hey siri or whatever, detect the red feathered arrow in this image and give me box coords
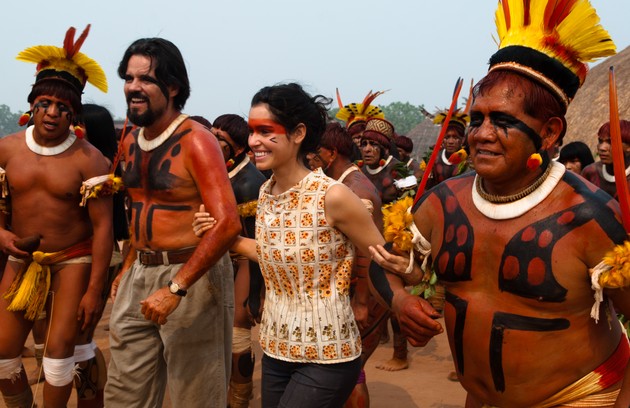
[414,77,464,206]
[608,66,630,231]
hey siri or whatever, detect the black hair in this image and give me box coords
[558,141,594,169]
[118,38,190,110]
[473,70,566,146]
[213,114,249,149]
[28,79,83,115]
[189,115,212,129]
[81,104,116,161]
[251,83,331,161]
[81,103,129,241]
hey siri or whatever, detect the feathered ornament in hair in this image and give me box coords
[492,0,615,105]
[16,24,108,93]
[336,89,387,127]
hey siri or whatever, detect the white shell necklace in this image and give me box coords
[137,114,189,152]
[365,155,393,175]
[25,125,76,156]
[442,149,453,165]
[601,163,630,183]
[471,161,565,220]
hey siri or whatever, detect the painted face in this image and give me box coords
[396,146,410,160]
[31,95,74,145]
[360,139,383,167]
[211,127,239,162]
[468,79,545,192]
[247,104,292,171]
[316,146,335,173]
[306,152,324,170]
[443,128,465,156]
[562,157,583,174]
[123,55,170,127]
[597,133,612,164]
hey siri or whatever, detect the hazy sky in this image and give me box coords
[1,0,628,122]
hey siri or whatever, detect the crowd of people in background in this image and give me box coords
[2,1,630,408]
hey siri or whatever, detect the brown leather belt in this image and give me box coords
[137,247,196,266]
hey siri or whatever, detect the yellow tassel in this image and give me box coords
[4,253,51,321]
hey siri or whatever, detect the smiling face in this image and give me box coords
[123,55,171,128]
[30,95,74,146]
[248,103,297,172]
[468,78,553,194]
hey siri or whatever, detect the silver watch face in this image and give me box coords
[170,282,180,294]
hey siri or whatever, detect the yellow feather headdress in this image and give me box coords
[490,0,615,107]
[16,24,107,94]
[432,108,470,129]
[335,89,386,129]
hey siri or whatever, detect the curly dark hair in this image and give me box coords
[251,83,331,161]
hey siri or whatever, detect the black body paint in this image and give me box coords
[490,312,569,392]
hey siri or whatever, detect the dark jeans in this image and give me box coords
[261,354,361,408]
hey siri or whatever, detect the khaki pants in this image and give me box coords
[105,254,234,408]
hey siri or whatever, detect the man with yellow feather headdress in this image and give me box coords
[0,25,114,408]
[370,0,630,406]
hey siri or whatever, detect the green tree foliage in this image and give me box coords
[0,105,22,137]
[329,101,425,135]
[380,102,425,135]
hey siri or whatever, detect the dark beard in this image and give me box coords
[127,106,157,127]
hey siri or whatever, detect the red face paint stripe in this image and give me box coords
[248,119,287,135]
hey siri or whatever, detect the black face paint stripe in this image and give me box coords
[490,312,569,392]
[490,112,542,150]
[470,112,543,150]
[216,135,235,159]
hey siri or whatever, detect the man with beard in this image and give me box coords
[104,38,241,408]
[581,120,630,200]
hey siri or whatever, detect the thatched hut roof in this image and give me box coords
[564,45,630,152]
[406,118,440,160]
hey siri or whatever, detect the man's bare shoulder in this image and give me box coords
[70,139,110,177]
[182,118,214,142]
[0,130,26,163]
[343,170,381,202]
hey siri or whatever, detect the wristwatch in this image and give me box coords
[167,280,187,297]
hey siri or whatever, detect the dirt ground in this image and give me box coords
[21,301,467,408]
